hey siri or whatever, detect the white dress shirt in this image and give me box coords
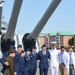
[58,50,69,69]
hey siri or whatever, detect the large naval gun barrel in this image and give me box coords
[1,0,23,53]
[22,0,62,52]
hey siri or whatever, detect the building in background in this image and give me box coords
[39,32,74,49]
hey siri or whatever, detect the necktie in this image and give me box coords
[61,52,64,63]
[70,54,73,64]
[28,55,30,59]
[33,52,36,55]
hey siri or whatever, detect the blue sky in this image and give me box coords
[2,0,75,35]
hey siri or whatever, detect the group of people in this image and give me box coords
[0,41,75,75]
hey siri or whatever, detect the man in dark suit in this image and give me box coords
[14,44,25,75]
[24,48,31,75]
[38,44,50,75]
[30,46,38,75]
[20,50,25,75]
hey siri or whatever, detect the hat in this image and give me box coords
[61,46,65,49]
[32,46,37,49]
[10,45,15,49]
[17,45,22,48]
[51,41,57,45]
[9,49,16,53]
[26,48,30,52]
[41,44,46,48]
[21,50,24,53]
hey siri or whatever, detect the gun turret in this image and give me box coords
[22,0,62,52]
[1,0,23,53]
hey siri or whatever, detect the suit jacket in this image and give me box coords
[20,57,25,72]
[24,54,31,70]
[0,51,9,74]
[14,52,22,75]
[38,50,50,69]
[4,56,14,75]
[0,51,9,64]
[30,52,38,69]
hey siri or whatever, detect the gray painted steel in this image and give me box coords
[29,0,61,40]
[4,0,23,40]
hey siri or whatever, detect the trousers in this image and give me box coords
[69,65,74,75]
[51,66,59,75]
[59,63,67,75]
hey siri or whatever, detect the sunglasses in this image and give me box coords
[61,50,64,51]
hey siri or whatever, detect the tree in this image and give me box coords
[68,37,74,46]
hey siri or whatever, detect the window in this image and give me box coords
[55,36,60,44]
[45,36,49,44]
